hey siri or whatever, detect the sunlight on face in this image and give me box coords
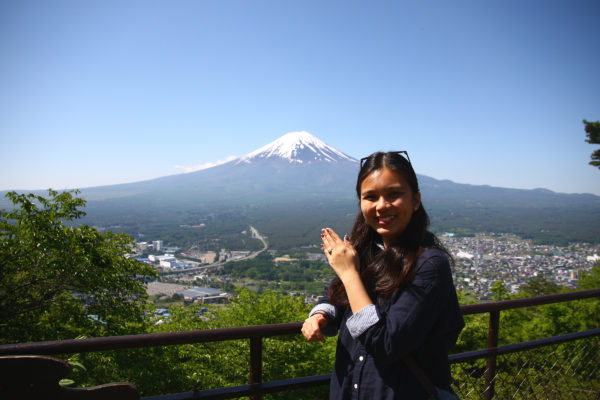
[360,167,421,248]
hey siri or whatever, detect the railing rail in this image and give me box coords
[458,288,600,314]
[1,288,599,399]
[448,327,600,364]
[0,322,303,356]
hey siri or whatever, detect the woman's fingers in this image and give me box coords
[343,234,351,245]
[321,229,332,256]
[321,228,343,255]
[301,315,325,342]
[322,227,342,243]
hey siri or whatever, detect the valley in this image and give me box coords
[4,131,600,303]
[134,223,598,302]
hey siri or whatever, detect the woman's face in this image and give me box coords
[360,167,421,248]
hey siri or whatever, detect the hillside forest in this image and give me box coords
[1,190,599,398]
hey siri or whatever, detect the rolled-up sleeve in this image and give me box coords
[309,303,339,336]
[309,303,337,319]
[357,252,452,363]
[346,304,379,338]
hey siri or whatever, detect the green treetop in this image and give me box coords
[0,190,157,343]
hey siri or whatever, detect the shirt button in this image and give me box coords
[354,383,358,389]
[359,356,364,362]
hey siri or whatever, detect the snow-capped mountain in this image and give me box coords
[236,131,357,165]
[33,129,599,247]
[75,131,359,205]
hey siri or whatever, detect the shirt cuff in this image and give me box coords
[309,303,338,337]
[309,303,337,319]
[346,304,379,339]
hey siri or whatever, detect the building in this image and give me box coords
[152,240,163,252]
[159,258,176,268]
[137,242,150,252]
[148,254,176,268]
[177,287,228,304]
[307,253,327,262]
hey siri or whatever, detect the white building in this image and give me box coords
[159,259,176,268]
[152,240,163,252]
[157,255,176,268]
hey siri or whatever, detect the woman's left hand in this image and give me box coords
[321,228,359,280]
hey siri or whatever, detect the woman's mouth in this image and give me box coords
[377,216,395,226]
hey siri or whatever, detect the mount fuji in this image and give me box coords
[80,131,359,205]
[4,131,598,246]
[67,131,364,247]
[236,131,356,165]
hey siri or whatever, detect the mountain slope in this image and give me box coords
[75,131,356,201]
[2,132,599,245]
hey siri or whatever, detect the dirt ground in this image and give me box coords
[146,281,191,296]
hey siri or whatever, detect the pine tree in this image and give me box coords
[583,119,600,168]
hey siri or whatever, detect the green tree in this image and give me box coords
[583,119,600,168]
[0,190,157,343]
[518,275,563,297]
[490,280,509,301]
[575,261,600,331]
[77,289,335,398]
[579,261,600,291]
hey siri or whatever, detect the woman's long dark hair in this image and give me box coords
[327,151,451,307]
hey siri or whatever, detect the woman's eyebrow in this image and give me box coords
[385,185,404,190]
[363,184,404,192]
[361,185,405,195]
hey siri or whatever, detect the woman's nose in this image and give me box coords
[375,197,389,210]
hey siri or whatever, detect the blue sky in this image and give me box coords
[1,0,599,195]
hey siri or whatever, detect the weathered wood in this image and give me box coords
[0,355,140,399]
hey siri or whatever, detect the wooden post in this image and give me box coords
[484,310,500,400]
[249,337,263,400]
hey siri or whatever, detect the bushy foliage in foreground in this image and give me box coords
[0,190,157,343]
[2,190,598,398]
[74,290,336,398]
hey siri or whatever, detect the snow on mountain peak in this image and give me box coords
[237,131,356,164]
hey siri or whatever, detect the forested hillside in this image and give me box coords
[2,190,599,398]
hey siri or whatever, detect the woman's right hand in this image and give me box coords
[321,228,360,282]
[301,313,328,342]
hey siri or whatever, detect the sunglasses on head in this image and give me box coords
[360,151,411,169]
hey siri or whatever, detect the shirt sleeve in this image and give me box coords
[309,303,340,337]
[346,304,379,338]
[356,250,454,363]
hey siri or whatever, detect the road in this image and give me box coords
[247,225,268,258]
[161,225,268,277]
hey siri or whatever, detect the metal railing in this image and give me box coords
[451,289,600,399]
[1,289,599,399]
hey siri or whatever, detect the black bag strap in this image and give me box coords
[403,355,439,400]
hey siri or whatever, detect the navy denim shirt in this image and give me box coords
[310,248,465,400]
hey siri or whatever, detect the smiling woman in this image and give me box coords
[301,151,464,399]
[359,167,421,248]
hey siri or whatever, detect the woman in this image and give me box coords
[301,151,464,399]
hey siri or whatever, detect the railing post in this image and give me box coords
[484,310,500,400]
[250,336,263,400]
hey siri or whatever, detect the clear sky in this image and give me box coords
[1,0,599,195]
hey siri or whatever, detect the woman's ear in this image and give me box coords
[413,192,421,212]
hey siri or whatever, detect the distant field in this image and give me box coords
[146,281,191,296]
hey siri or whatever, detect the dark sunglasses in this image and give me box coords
[360,151,411,168]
